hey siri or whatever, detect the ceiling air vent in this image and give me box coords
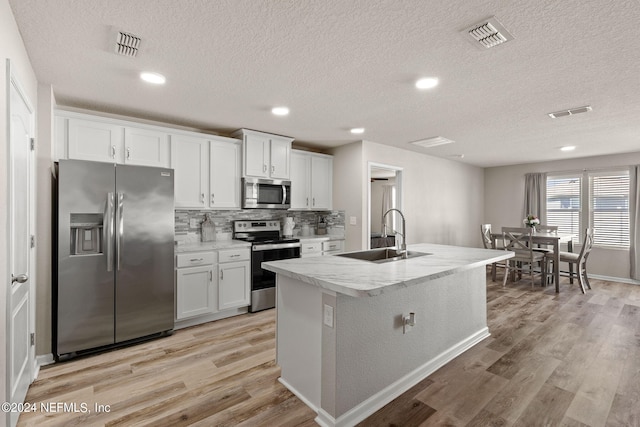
[115,31,141,57]
[463,16,514,49]
[410,136,455,148]
[548,105,592,119]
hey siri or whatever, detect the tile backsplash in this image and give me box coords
[175,209,345,243]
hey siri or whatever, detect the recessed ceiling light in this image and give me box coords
[271,107,290,116]
[560,146,576,152]
[415,78,439,90]
[350,128,365,134]
[140,72,166,85]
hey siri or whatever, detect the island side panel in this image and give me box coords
[276,275,323,409]
[331,266,488,420]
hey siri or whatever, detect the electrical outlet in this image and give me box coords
[349,216,357,225]
[189,218,198,228]
[323,304,334,328]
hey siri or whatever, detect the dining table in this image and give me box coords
[491,231,575,293]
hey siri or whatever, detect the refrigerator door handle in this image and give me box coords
[105,192,115,271]
[116,192,125,271]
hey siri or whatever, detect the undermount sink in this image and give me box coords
[336,248,431,263]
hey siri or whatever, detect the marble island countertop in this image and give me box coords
[262,243,513,297]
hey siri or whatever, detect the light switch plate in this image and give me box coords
[323,304,334,328]
[189,218,198,228]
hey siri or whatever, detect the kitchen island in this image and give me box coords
[262,243,513,427]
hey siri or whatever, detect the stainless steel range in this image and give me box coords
[233,220,301,312]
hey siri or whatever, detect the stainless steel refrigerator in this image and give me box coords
[53,159,175,360]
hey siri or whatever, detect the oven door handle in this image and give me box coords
[253,242,301,251]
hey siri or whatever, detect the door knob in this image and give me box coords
[12,273,28,284]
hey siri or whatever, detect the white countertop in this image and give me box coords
[262,243,513,297]
[298,234,345,242]
[175,239,251,253]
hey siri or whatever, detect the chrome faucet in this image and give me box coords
[382,208,407,258]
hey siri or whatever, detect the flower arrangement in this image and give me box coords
[523,214,540,228]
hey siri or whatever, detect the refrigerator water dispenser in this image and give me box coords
[70,213,103,255]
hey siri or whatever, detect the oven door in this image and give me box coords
[251,242,301,290]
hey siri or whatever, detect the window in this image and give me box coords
[546,170,630,248]
[546,175,582,241]
[590,172,629,248]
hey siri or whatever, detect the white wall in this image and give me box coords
[332,141,484,252]
[1,0,38,424]
[331,141,363,252]
[362,141,485,248]
[485,151,640,279]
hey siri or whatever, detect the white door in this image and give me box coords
[7,62,35,427]
[124,127,170,167]
[209,139,241,208]
[269,137,291,179]
[290,151,311,209]
[171,134,208,208]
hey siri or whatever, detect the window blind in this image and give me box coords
[546,176,581,243]
[590,172,629,248]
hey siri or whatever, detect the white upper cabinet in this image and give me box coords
[290,150,332,210]
[209,139,241,209]
[123,127,170,167]
[68,118,123,163]
[269,137,291,179]
[290,151,311,209]
[171,134,208,208]
[65,116,169,167]
[234,129,293,179]
[171,135,241,210]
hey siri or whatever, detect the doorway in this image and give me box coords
[367,162,403,249]
[7,59,36,427]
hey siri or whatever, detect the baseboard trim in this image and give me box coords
[313,327,491,427]
[278,377,318,413]
[34,353,54,380]
[589,274,640,285]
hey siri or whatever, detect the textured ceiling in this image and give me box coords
[8,0,640,167]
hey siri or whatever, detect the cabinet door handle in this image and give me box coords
[111,145,116,159]
[201,193,205,203]
[263,164,267,173]
[190,258,204,262]
[211,193,214,204]
[306,197,309,207]
[126,147,131,160]
[210,271,213,281]
[271,165,275,173]
[230,254,239,258]
[312,198,315,206]
[220,269,224,280]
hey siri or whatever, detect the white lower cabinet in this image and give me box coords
[322,239,344,255]
[176,265,217,320]
[175,251,218,320]
[218,248,250,310]
[175,247,250,324]
[300,241,323,258]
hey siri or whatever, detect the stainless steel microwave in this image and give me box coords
[242,177,291,209]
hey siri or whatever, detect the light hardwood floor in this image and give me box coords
[18,274,640,427]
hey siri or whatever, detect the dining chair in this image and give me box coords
[532,224,558,254]
[547,228,594,293]
[502,227,547,287]
[481,224,506,281]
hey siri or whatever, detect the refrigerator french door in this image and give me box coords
[54,159,175,360]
